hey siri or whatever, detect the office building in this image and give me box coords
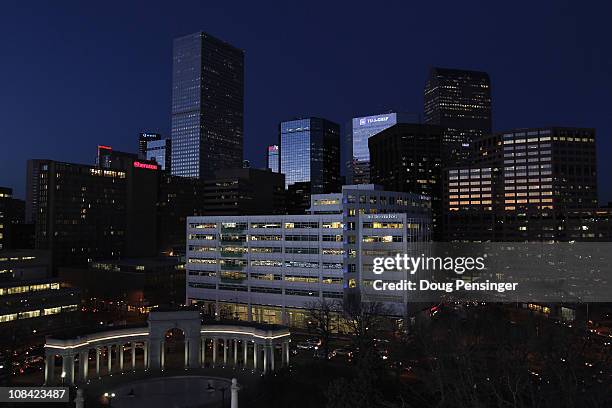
[424,67,492,164]
[369,124,445,240]
[146,139,172,171]
[346,112,419,184]
[279,117,340,194]
[157,168,286,256]
[96,145,138,170]
[444,127,598,241]
[26,160,45,224]
[286,181,311,215]
[138,132,161,159]
[202,168,285,216]
[171,31,244,178]
[0,187,25,250]
[31,157,159,268]
[157,174,208,256]
[185,185,431,325]
[266,145,279,173]
[0,250,80,339]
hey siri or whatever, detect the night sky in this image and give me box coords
[1,1,610,203]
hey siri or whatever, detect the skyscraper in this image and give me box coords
[146,139,172,171]
[171,31,244,179]
[279,117,340,193]
[424,67,492,165]
[444,127,598,241]
[368,123,445,239]
[266,145,279,173]
[138,132,161,159]
[346,112,419,184]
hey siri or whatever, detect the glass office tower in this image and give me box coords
[346,112,419,184]
[146,139,172,171]
[138,132,161,160]
[171,32,244,179]
[279,117,340,194]
[266,145,279,173]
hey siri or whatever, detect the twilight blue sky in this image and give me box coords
[0,0,610,203]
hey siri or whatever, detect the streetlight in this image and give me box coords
[60,371,66,385]
[104,392,116,406]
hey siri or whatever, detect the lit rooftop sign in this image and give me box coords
[133,161,158,170]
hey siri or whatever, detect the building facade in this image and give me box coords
[185,185,431,326]
[266,145,279,173]
[31,158,159,268]
[0,187,25,250]
[444,127,598,241]
[0,250,80,345]
[424,67,492,165]
[138,132,161,160]
[146,139,172,171]
[346,112,419,184]
[171,32,244,179]
[279,117,340,193]
[368,124,445,240]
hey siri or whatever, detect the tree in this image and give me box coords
[342,301,393,362]
[305,298,341,358]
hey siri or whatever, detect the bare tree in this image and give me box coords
[305,298,341,358]
[342,301,393,361]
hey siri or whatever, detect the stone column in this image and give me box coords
[160,341,165,370]
[201,338,206,367]
[188,336,200,368]
[107,345,112,374]
[253,343,258,370]
[63,354,74,384]
[243,341,248,368]
[131,343,136,369]
[233,339,238,366]
[281,342,286,366]
[118,344,124,372]
[263,345,268,374]
[75,389,84,408]
[270,345,275,372]
[230,378,240,408]
[184,340,189,368]
[95,347,100,376]
[212,338,217,366]
[80,351,88,381]
[44,352,54,385]
[223,339,228,365]
[148,338,161,370]
[285,340,290,366]
[143,342,149,369]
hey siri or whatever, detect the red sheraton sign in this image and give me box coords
[133,161,158,170]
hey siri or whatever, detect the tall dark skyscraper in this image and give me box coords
[138,132,161,159]
[424,67,492,164]
[266,144,279,173]
[171,31,244,179]
[279,117,340,193]
[369,123,444,239]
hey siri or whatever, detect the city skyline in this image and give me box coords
[0,1,610,205]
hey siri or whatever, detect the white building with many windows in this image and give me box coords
[186,185,431,326]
